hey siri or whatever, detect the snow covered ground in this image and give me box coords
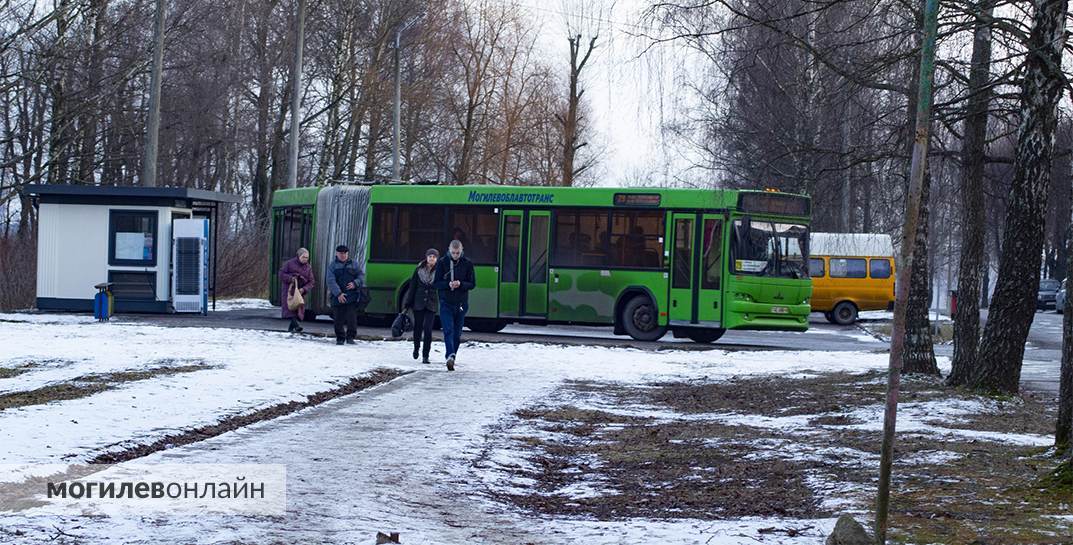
[0,313,413,471]
[0,311,1057,544]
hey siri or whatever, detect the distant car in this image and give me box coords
[1038,278,1061,310]
[1057,279,1067,314]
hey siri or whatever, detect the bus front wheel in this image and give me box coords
[621,296,667,342]
[685,328,725,344]
[828,301,858,326]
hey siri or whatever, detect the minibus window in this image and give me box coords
[830,258,867,278]
[869,259,892,279]
[808,258,825,278]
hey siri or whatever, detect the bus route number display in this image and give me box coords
[738,192,810,216]
[613,193,661,207]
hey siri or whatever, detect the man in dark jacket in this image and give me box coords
[433,239,475,371]
[327,244,364,345]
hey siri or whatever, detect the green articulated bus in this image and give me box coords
[269,184,812,343]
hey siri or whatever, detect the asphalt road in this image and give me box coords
[118,306,885,353]
[927,309,1063,395]
[117,305,1063,395]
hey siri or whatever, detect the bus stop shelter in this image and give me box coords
[26,184,241,313]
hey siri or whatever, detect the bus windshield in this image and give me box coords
[732,219,809,279]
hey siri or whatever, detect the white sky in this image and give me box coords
[504,0,705,187]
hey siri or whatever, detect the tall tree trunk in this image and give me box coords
[899,19,937,376]
[1059,224,1073,451]
[47,0,73,185]
[948,0,995,386]
[1048,121,1072,279]
[973,0,1068,394]
[77,0,108,184]
[455,95,478,183]
[560,34,595,187]
[904,168,940,374]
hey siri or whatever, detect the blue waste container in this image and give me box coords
[93,282,113,321]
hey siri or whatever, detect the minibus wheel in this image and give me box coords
[831,301,858,326]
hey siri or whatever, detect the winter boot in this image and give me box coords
[446,354,455,371]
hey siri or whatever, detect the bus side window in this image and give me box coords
[610,210,663,269]
[553,209,608,268]
[370,205,402,260]
[808,258,825,278]
[448,207,499,265]
[702,219,722,289]
[275,206,312,269]
[869,258,892,279]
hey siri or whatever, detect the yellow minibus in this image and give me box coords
[808,233,895,325]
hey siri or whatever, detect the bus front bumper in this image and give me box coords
[726,301,811,331]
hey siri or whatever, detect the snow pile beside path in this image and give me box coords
[0,313,97,325]
[209,298,275,312]
[0,319,416,471]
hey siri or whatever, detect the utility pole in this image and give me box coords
[286,0,306,189]
[141,0,165,188]
[392,27,402,182]
[874,0,940,543]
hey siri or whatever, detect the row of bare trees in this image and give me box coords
[644,0,1071,462]
[0,0,604,240]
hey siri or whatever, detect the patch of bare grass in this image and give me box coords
[0,360,211,411]
[484,371,1066,544]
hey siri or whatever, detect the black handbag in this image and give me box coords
[390,311,413,338]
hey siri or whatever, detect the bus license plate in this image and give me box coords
[771,306,789,314]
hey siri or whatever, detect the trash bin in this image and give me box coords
[94,282,113,321]
[949,289,958,318]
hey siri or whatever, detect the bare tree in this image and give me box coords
[557,0,602,187]
[971,0,1068,394]
[947,0,997,386]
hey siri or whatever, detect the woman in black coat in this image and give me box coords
[404,248,439,363]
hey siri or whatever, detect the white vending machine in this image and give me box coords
[172,218,209,314]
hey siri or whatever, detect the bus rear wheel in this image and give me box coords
[685,328,726,344]
[466,319,507,333]
[621,295,667,342]
[828,301,858,326]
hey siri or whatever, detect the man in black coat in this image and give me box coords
[327,244,364,345]
[433,239,475,371]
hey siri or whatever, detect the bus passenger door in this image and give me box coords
[524,211,551,317]
[696,215,725,325]
[669,213,696,324]
[499,211,524,317]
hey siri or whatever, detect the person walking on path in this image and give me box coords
[327,244,364,345]
[279,247,315,333]
[433,239,475,371]
[404,248,439,364]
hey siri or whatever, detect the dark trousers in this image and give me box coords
[412,308,435,358]
[439,300,468,359]
[333,303,358,342]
